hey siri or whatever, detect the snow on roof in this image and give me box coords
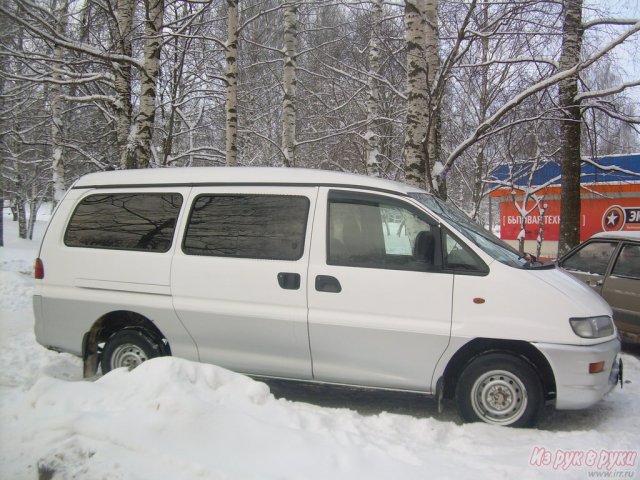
[73,166,423,195]
[591,230,640,240]
[490,153,640,187]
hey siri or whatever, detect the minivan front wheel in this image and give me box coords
[455,353,543,427]
[101,329,162,374]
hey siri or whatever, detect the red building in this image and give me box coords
[490,154,640,256]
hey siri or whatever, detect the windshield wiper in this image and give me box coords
[522,259,556,270]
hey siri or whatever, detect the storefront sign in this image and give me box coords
[499,198,640,241]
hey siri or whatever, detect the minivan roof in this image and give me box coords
[73,167,424,195]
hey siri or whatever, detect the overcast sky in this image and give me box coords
[585,0,640,102]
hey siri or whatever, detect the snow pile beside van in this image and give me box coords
[3,353,640,480]
[1,218,639,479]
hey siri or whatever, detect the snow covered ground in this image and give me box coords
[0,211,638,480]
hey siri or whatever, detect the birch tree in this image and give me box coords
[403,0,429,188]
[51,0,69,204]
[123,0,165,169]
[365,0,383,177]
[281,0,297,167]
[422,0,441,195]
[114,0,135,169]
[404,0,476,194]
[225,0,239,166]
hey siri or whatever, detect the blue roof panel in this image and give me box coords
[490,153,640,187]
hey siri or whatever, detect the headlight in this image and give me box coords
[569,316,615,338]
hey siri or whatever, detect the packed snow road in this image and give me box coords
[1,217,638,479]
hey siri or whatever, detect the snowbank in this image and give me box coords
[0,216,638,479]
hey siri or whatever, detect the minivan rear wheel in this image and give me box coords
[101,329,162,374]
[455,353,543,427]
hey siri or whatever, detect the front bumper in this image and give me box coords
[535,338,621,410]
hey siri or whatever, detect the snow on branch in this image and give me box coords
[458,57,559,69]
[581,157,640,177]
[440,20,640,178]
[576,79,640,101]
[0,1,145,70]
[583,18,640,29]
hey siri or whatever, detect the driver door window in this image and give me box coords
[328,194,439,271]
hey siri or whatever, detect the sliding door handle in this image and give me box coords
[278,272,301,290]
[315,275,342,293]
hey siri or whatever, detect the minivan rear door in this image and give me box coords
[171,186,317,379]
[307,188,453,392]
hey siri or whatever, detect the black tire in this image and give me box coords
[101,329,163,374]
[455,353,544,427]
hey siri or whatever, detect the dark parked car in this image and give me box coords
[559,231,640,343]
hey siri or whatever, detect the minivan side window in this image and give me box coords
[183,195,309,260]
[327,192,439,271]
[64,193,183,252]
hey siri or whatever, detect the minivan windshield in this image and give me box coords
[410,193,542,269]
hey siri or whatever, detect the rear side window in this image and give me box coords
[183,195,309,260]
[64,193,183,252]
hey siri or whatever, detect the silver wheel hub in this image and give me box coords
[110,343,149,370]
[471,369,528,425]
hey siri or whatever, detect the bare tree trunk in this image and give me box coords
[0,14,6,247]
[115,0,135,169]
[51,0,68,205]
[281,1,297,167]
[136,0,164,169]
[225,0,239,166]
[27,198,41,240]
[471,3,489,219]
[365,0,383,177]
[162,4,189,167]
[17,200,26,239]
[535,202,547,259]
[403,0,428,188]
[558,0,584,255]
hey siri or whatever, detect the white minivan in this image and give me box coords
[33,167,622,427]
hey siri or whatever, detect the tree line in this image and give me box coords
[1,0,639,252]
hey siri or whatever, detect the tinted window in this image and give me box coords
[612,244,640,279]
[64,193,183,252]
[328,193,439,271]
[562,241,617,275]
[183,195,309,260]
